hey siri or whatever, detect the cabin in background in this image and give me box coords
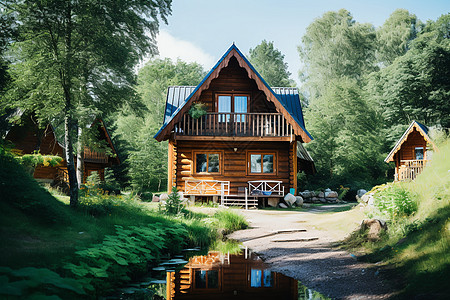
[154,44,314,207]
[5,113,120,185]
[385,120,437,181]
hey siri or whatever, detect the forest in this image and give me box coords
[0,2,449,202]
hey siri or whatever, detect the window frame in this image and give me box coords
[215,93,250,114]
[247,267,276,289]
[193,151,223,175]
[193,269,221,291]
[246,151,277,175]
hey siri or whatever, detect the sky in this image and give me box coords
[151,0,449,86]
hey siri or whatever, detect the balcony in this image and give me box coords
[396,159,429,181]
[173,113,294,140]
[83,148,109,164]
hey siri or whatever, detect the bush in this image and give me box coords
[214,209,248,234]
[164,187,183,215]
[371,183,417,221]
[139,191,153,202]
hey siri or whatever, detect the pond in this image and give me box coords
[110,248,329,300]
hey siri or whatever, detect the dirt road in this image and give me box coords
[227,207,396,300]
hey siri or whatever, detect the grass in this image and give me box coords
[342,138,450,298]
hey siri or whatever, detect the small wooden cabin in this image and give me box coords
[166,250,298,300]
[154,44,314,206]
[385,120,437,181]
[5,114,120,184]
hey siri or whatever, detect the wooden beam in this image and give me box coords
[174,136,292,142]
[167,140,174,193]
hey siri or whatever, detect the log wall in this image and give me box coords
[174,140,293,195]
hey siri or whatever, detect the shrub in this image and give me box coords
[164,187,183,215]
[214,209,248,234]
[372,183,417,221]
[188,102,207,119]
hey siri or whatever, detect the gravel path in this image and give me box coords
[227,208,396,300]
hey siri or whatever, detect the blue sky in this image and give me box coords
[152,0,449,86]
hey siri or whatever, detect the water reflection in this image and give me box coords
[166,249,299,300]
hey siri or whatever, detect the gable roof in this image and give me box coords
[384,120,437,162]
[154,44,313,143]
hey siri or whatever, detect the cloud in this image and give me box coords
[155,30,215,68]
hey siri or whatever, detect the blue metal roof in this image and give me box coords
[154,44,312,141]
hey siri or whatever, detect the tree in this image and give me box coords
[2,0,172,207]
[376,9,421,66]
[248,40,294,87]
[298,9,377,98]
[368,13,450,144]
[114,58,205,192]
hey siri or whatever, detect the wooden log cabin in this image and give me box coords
[385,120,438,181]
[166,250,298,300]
[5,113,120,185]
[154,44,315,206]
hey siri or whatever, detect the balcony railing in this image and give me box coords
[173,113,293,137]
[397,159,429,181]
[185,179,230,195]
[83,148,109,163]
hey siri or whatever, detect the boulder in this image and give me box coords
[319,198,327,203]
[317,192,325,198]
[284,193,296,207]
[325,191,338,198]
[357,189,367,198]
[302,203,311,208]
[360,193,374,206]
[159,193,169,202]
[326,197,338,203]
[279,203,288,209]
[360,219,388,241]
[325,188,332,192]
[300,190,313,198]
[267,198,280,207]
[311,197,320,203]
[152,195,160,202]
[295,196,304,207]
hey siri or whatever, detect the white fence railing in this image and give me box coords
[247,180,284,196]
[397,159,429,181]
[184,179,230,195]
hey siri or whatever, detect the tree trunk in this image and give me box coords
[76,125,84,188]
[65,112,78,207]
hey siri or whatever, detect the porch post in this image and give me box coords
[245,187,248,210]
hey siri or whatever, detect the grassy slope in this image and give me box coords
[356,139,450,298]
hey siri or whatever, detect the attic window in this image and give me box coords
[415,147,424,160]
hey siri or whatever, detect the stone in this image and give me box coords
[300,190,313,198]
[159,193,169,201]
[302,203,311,208]
[311,197,320,203]
[267,197,280,207]
[325,188,332,192]
[152,195,160,202]
[279,203,288,209]
[360,219,388,241]
[284,193,296,207]
[319,198,327,203]
[317,192,325,198]
[360,193,374,206]
[295,196,304,207]
[325,191,338,198]
[357,189,367,198]
[326,197,338,202]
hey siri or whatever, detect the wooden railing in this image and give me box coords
[248,180,285,196]
[397,160,429,181]
[83,148,108,163]
[184,179,230,195]
[174,113,292,137]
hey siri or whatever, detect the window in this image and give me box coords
[248,152,276,174]
[217,94,249,122]
[195,270,219,289]
[250,269,273,288]
[415,147,424,160]
[194,152,222,174]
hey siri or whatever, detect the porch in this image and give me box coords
[396,159,429,181]
[173,113,294,140]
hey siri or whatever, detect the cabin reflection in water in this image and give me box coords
[166,250,298,299]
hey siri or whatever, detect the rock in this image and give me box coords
[300,190,313,198]
[302,203,311,208]
[267,197,280,207]
[360,193,374,206]
[319,198,327,203]
[152,195,160,202]
[279,203,288,209]
[326,197,338,202]
[360,219,388,241]
[311,197,320,203]
[325,191,338,198]
[284,193,296,207]
[357,189,367,198]
[160,193,169,201]
[295,196,304,207]
[318,192,325,198]
[325,188,331,192]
